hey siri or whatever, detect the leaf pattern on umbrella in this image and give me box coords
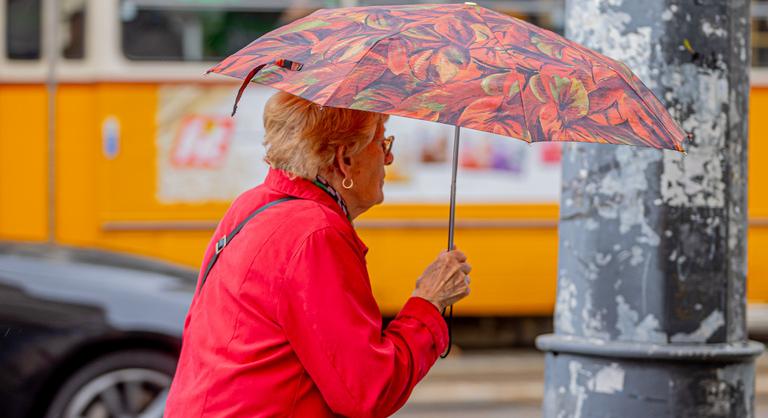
[208,3,686,152]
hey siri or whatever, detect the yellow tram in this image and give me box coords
[2,0,768,316]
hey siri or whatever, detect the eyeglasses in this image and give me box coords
[383,135,395,156]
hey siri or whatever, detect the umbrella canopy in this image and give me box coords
[209,2,686,152]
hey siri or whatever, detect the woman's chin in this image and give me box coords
[370,194,384,207]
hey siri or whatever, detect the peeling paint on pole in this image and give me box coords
[593,363,625,394]
[661,68,728,208]
[537,0,762,416]
[670,310,725,343]
[542,352,759,417]
[616,295,667,343]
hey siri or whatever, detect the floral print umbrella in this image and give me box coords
[209,2,686,152]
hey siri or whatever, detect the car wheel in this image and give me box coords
[44,350,176,418]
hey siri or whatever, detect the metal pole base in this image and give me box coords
[538,335,764,418]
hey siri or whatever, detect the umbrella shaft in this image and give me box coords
[448,126,461,250]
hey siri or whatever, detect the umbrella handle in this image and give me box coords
[441,125,461,359]
[447,125,461,250]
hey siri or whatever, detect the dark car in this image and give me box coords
[0,243,196,418]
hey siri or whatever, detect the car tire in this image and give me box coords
[44,349,177,418]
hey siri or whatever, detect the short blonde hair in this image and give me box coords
[263,91,388,179]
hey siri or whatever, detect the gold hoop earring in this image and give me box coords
[342,178,354,189]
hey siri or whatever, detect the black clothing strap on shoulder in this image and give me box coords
[199,196,298,292]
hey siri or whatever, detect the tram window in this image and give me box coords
[6,0,41,60]
[61,0,86,59]
[120,1,308,61]
[755,0,768,67]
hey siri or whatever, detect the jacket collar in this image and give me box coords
[264,168,369,255]
[265,168,349,217]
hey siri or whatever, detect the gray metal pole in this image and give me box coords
[46,0,60,244]
[536,0,763,417]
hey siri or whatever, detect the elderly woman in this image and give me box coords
[164,92,472,418]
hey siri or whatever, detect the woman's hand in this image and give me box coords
[412,249,472,312]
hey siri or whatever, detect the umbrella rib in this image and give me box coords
[516,71,533,143]
[322,30,404,107]
[475,11,534,143]
[603,64,682,147]
[476,9,506,58]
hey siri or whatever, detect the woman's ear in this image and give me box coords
[335,146,352,177]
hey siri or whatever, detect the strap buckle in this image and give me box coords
[215,235,227,254]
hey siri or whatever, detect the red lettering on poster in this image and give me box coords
[170,115,234,168]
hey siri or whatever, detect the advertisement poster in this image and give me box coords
[157,85,562,204]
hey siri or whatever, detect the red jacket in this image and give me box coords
[164,169,448,418]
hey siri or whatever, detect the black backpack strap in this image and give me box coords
[199,196,298,292]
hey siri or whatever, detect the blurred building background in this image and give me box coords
[2,0,768,338]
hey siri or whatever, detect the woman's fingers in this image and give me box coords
[412,249,472,310]
[460,262,472,275]
[448,274,471,303]
[449,249,467,263]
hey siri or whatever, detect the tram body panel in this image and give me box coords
[748,86,768,304]
[0,84,48,241]
[2,0,768,316]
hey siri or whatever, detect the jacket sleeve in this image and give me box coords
[276,226,448,418]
